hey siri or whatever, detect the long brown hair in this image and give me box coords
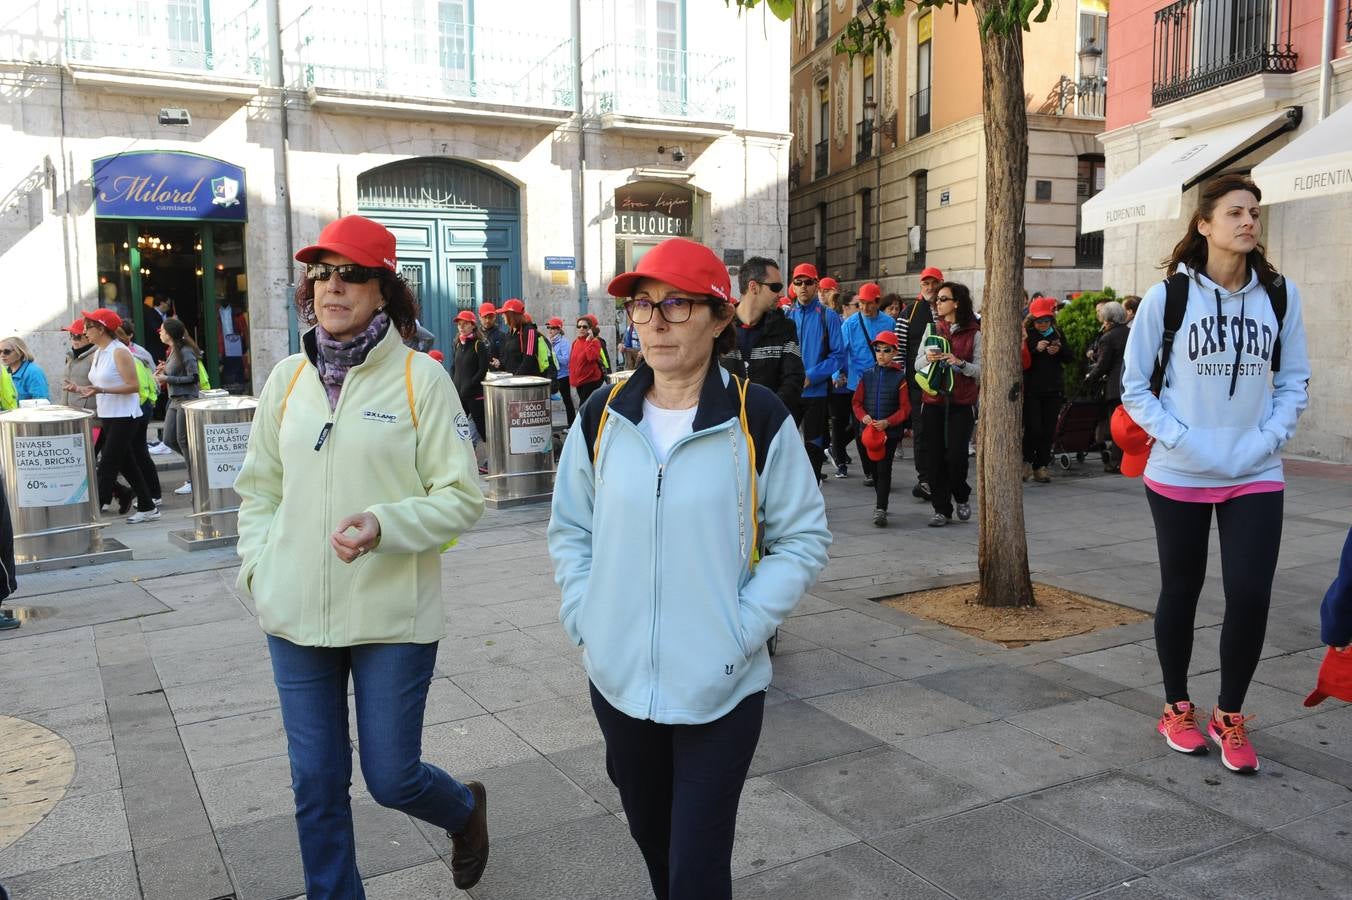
[161,317,200,370]
[1162,174,1280,289]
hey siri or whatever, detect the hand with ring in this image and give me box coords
[331,512,381,563]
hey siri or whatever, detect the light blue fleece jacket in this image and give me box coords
[1120,264,1310,487]
[547,364,831,725]
[840,311,897,390]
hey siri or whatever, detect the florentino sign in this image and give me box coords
[93,151,247,221]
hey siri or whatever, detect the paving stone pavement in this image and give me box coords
[3,459,1352,899]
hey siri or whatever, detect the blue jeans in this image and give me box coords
[267,636,476,900]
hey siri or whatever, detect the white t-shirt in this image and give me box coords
[89,344,142,419]
[640,399,697,463]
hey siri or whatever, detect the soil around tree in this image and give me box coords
[878,582,1151,649]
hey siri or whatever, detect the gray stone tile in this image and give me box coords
[99,659,162,697]
[780,609,909,649]
[0,851,139,900]
[451,656,585,712]
[1022,658,1135,697]
[1060,642,1163,688]
[433,630,555,676]
[749,699,884,777]
[764,628,820,656]
[420,714,541,775]
[916,664,1090,716]
[198,753,301,829]
[122,767,214,850]
[349,799,440,875]
[1251,647,1326,695]
[0,582,170,637]
[492,596,567,629]
[1274,801,1352,867]
[520,621,584,656]
[1083,877,1192,899]
[104,689,175,741]
[22,699,111,746]
[767,746,988,837]
[217,813,305,900]
[805,681,993,745]
[731,777,857,878]
[1012,772,1256,868]
[165,669,280,725]
[0,629,98,677]
[111,725,192,789]
[547,741,623,814]
[180,707,289,771]
[0,665,105,715]
[468,813,652,900]
[769,648,897,699]
[363,860,466,899]
[65,738,120,800]
[1151,834,1352,898]
[784,592,840,617]
[1262,705,1352,760]
[898,721,1107,798]
[874,803,1135,900]
[133,834,233,900]
[836,632,988,680]
[152,637,272,688]
[494,692,603,755]
[0,790,131,878]
[141,615,267,657]
[442,603,519,639]
[1127,750,1350,829]
[1009,697,1168,767]
[732,841,949,900]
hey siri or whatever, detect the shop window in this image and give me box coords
[1076,154,1105,267]
[856,189,872,274]
[814,202,827,275]
[908,170,927,272]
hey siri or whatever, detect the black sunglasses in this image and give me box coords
[791,278,816,287]
[755,280,784,294]
[305,262,383,284]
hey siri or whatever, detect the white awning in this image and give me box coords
[1081,109,1296,233]
[1252,100,1352,204]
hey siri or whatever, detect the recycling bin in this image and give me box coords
[168,393,257,549]
[482,375,555,509]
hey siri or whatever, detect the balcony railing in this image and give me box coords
[814,140,829,179]
[1152,0,1297,106]
[1076,230,1104,267]
[1077,79,1107,118]
[593,44,735,123]
[63,0,264,78]
[816,3,830,46]
[910,88,931,137]
[855,119,874,164]
[293,6,574,110]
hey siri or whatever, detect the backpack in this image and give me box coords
[134,358,158,405]
[198,361,211,391]
[1151,271,1287,394]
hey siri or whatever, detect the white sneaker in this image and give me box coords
[126,509,161,524]
[148,442,172,456]
[152,497,162,506]
[174,482,193,495]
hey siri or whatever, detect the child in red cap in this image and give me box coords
[852,331,910,527]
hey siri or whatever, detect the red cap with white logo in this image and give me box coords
[295,215,398,272]
[607,238,731,303]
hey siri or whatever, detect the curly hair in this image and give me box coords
[294,269,420,339]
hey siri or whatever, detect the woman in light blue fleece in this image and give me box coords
[548,237,830,900]
[1120,174,1310,775]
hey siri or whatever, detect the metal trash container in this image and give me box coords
[483,375,555,509]
[168,394,257,550]
[0,405,132,572]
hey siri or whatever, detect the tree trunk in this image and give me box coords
[974,1,1035,608]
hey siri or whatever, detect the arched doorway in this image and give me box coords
[358,159,522,353]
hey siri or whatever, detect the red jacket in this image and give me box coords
[569,337,605,387]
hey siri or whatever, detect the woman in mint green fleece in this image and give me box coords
[1121,175,1310,776]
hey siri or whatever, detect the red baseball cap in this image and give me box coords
[870,330,899,349]
[578,313,599,328]
[1304,647,1352,707]
[860,424,887,461]
[479,303,497,316]
[776,297,792,309]
[64,318,87,335]
[919,266,945,282]
[546,317,565,328]
[427,350,445,363]
[1029,297,1058,319]
[607,238,731,303]
[83,308,122,333]
[819,277,840,291]
[858,282,883,302]
[454,310,477,324]
[295,215,397,272]
[498,298,525,314]
[791,263,819,281]
[1110,405,1154,478]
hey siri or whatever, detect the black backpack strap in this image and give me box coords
[1268,274,1287,373]
[1151,272,1190,395]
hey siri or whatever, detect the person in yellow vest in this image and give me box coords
[234,215,489,897]
[0,365,15,411]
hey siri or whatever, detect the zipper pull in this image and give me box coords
[656,464,664,498]
[314,422,333,451]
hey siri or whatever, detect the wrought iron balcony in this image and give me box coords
[1076,231,1104,268]
[1152,0,1297,106]
[593,44,735,124]
[910,88,931,137]
[63,0,264,78]
[292,5,575,110]
[855,119,874,164]
[814,140,829,179]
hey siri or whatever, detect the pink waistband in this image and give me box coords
[1143,477,1284,504]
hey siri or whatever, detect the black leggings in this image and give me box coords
[1022,393,1061,468]
[858,431,902,510]
[97,417,154,512]
[1146,487,1284,711]
[575,378,605,406]
[920,402,974,517]
[555,378,576,425]
[827,392,853,466]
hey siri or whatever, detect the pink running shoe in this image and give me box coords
[1208,712,1259,773]
[1157,702,1209,755]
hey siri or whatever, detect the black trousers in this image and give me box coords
[907,385,928,482]
[590,683,764,900]
[96,417,154,512]
[1146,487,1284,712]
[799,396,830,478]
[1096,400,1123,468]
[465,396,486,443]
[576,378,605,406]
[921,402,974,517]
[827,391,853,466]
[555,378,576,425]
[1022,393,1062,468]
[859,431,903,510]
[133,400,161,500]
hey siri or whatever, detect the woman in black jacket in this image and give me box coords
[451,310,490,442]
[1022,297,1072,483]
[1084,300,1129,473]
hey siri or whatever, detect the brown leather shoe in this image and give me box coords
[450,781,489,889]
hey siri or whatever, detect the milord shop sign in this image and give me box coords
[614,182,694,237]
[93,151,248,221]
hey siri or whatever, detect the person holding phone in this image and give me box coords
[1021,297,1071,484]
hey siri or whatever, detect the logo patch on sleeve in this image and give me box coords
[454,412,473,442]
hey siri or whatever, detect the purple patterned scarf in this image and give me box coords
[314,312,389,410]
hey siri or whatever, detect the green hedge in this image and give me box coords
[1054,288,1116,397]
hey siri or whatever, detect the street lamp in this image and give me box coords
[1077,37,1103,88]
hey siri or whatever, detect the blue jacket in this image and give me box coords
[10,360,49,402]
[550,334,571,378]
[1121,265,1310,487]
[1321,528,1352,648]
[840,312,897,391]
[786,299,845,399]
[548,361,831,724]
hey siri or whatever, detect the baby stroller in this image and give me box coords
[1051,396,1108,470]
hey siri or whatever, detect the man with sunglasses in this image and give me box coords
[785,263,846,483]
[480,303,507,368]
[721,256,804,411]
